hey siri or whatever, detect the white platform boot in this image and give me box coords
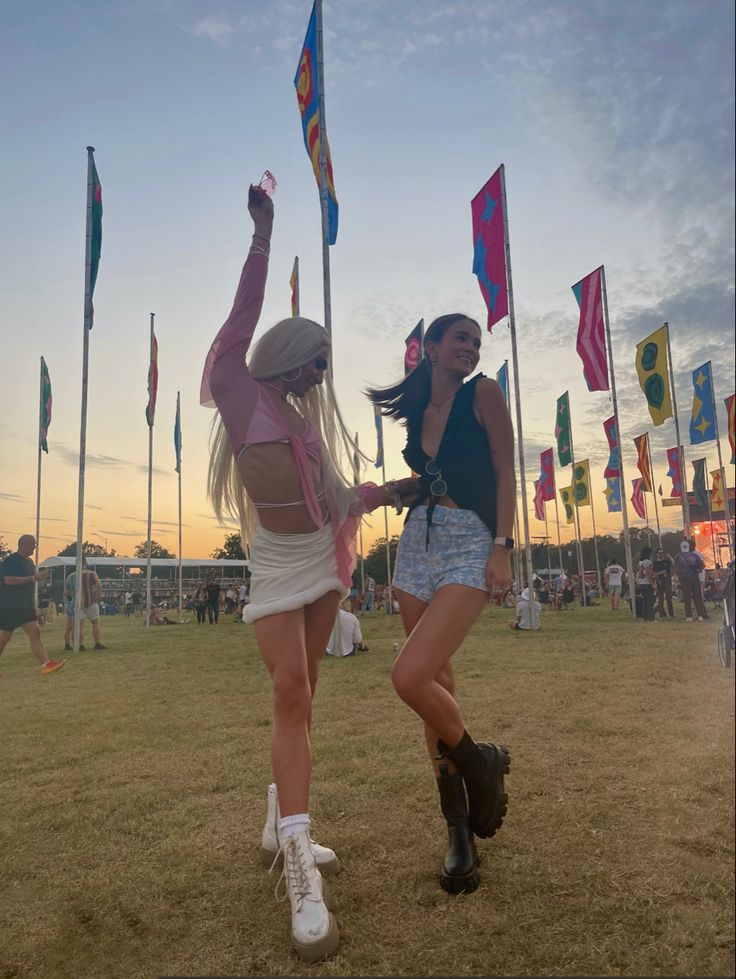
[260,784,340,875]
[274,829,340,963]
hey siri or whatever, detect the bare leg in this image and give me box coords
[91,619,102,644]
[21,621,48,666]
[303,590,341,732]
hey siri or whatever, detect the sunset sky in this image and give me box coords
[1,0,734,564]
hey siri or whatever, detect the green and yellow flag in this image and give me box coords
[39,356,52,453]
[559,484,575,524]
[635,325,672,426]
[555,392,572,467]
[691,458,708,509]
[572,459,591,507]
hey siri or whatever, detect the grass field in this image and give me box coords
[1,603,734,978]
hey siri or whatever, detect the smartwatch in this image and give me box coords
[494,537,514,550]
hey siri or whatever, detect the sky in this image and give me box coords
[1,0,734,564]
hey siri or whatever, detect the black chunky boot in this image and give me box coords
[436,764,480,894]
[439,732,510,839]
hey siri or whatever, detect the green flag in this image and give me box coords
[39,356,52,453]
[88,156,103,328]
[691,458,708,508]
[555,392,572,467]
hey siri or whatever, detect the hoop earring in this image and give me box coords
[280,367,302,382]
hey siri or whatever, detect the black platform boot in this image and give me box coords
[436,763,480,894]
[439,732,511,839]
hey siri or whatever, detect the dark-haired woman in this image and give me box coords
[636,546,655,621]
[368,314,516,894]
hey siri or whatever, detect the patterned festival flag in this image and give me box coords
[533,480,545,521]
[691,458,708,509]
[496,362,509,406]
[633,433,653,492]
[373,405,384,470]
[666,447,683,498]
[631,478,646,519]
[539,448,556,501]
[294,3,339,245]
[174,392,182,474]
[88,157,103,328]
[635,325,672,426]
[711,469,725,511]
[290,257,299,316]
[603,416,620,478]
[555,392,572,467]
[604,477,622,513]
[559,485,575,524]
[470,165,508,331]
[571,266,608,392]
[726,394,735,464]
[39,357,52,453]
[689,362,716,444]
[146,334,159,427]
[572,459,591,507]
[404,321,423,376]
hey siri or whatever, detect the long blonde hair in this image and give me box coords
[207,317,361,547]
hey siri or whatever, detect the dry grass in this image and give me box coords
[1,603,734,978]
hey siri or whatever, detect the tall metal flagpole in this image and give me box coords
[643,489,651,547]
[707,363,734,562]
[314,0,332,343]
[705,464,716,565]
[601,268,635,616]
[355,432,365,595]
[543,506,552,583]
[503,358,522,588]
[381,459,393,614]
[177,391,183,620]
[145,313,155,628]
[34,357,44,608]
[73,147,96,652]
[663,322,690,537]
[646,434,662,544]
[500,165,538,628]
[566,402,587,602]
[588,473,602,594]
[553,483,564,573]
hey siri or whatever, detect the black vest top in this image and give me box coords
[402,373,497,536]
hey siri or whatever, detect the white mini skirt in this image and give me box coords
[243,523,348,624]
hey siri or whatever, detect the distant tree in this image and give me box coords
[361,536,400,585]
[57,541,113,557]
[211,533,247,561]
[0,536,11,558]
[133,540,175,559]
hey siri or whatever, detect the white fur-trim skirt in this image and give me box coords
[243,523,348,624]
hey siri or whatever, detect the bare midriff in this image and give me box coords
[237,443,329,534]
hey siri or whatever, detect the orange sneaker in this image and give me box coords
[40,659,65,675]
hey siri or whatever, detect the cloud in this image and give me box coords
[0,492,24,502]
[53,443,171,478]
[185,14,236,46]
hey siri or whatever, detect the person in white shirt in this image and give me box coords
[604,559,625,610]
[508,588,541,630]
[326,607,368,657]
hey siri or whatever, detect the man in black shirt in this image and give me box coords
[0,535,65,675]
[653,547,675,619]
[205,579,221,624]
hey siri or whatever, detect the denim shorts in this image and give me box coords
[392,505,493,603]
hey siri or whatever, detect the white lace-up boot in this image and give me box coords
[273,829,340,963]
[260,784,340,875]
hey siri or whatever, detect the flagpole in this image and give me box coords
[500,165,537,627]
[355,433,365,595]
[664,322,690,537]
[314,0,332,343]
[543,505,552,584]
[73,147,96,652]
[588,473,602,594]
[145,313,154,629]
[707,362,734,562]
[565,400,587,603]
[552,483,564,573]
[380,460,393,614]
[34,357,45,607]
[601,268,636,616]
[643,488,651,547]
[646,434,662,544]
[704,465,716,566]
[503,357,522,590]
[176,391,183,621]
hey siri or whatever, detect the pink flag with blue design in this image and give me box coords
[471,165,508,332]
[572,266,608,391]
[539,448,555,501]
[603,416,620,477]
[533,480,545,521]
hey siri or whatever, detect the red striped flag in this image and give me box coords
[633,433,653,492]
[572,266,608,392]
[630,478,646,519]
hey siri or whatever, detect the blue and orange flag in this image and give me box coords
[689,361,716,444]
[471,165,508,331]
[294,3,338,245]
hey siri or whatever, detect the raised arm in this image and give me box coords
[200,187,275,407]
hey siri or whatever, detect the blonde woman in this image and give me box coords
[202,185,415,962]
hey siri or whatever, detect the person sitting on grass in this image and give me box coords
[508,587,541,630]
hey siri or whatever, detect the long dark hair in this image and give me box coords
[365,313,479,425]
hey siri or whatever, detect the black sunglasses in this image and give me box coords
[313,355,329,372]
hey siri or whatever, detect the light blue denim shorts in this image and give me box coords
[392,505,493,603]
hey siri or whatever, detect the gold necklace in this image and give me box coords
[429,389,459,409]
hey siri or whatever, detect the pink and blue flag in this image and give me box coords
[539,448,555,501]
[533,480,545,521]
[471,165,508,332]
[295,2,338,245]
[666,446,683,497]
[572,266,608,391]
[603,416,620,478]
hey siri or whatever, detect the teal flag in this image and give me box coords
[689,362,716,444]
[373,405,384,469]
[87,156,103,328]
[174,392,182,474]
[39,357,52,453]
[496,363,509,406]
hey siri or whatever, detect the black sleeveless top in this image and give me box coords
[402,373,497,536]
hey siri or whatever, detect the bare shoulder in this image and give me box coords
[473,376,505,408]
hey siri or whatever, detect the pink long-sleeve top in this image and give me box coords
[200,237,383,587]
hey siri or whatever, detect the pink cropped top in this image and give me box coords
[200,236,384,586]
